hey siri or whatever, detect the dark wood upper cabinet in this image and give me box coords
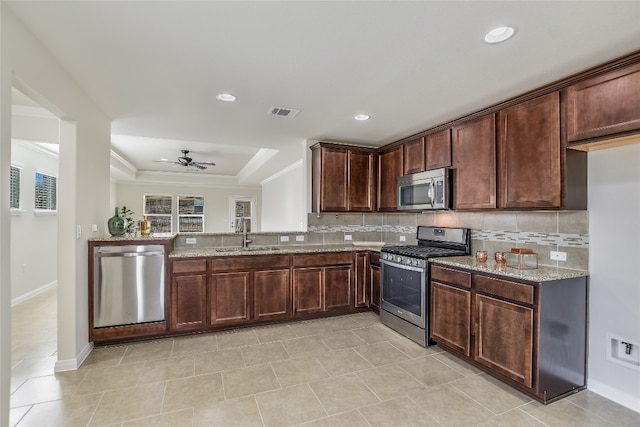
[403,137,426,175]
[452,114,496,210]
[311,143,375,212]
[497,92,561,209]
[566,61,640,143]
[377,145,403,211]
[425,128,452,170]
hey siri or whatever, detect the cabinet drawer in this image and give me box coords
[172,258,207,274]
[210,254,290,272]
[473,274,534,305]
[431,265,471,289]
[293,252,354,268]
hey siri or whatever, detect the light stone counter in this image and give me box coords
[89,235,174,242]
[169,244,386,258]
[430,256,588,283]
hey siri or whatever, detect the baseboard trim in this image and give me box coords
[588,378,640,414]
[54,341,93,372]
[11,281,57,307]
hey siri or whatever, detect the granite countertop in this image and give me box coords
[430,256,589,283]
[170,243,386,258]
[89,235,174,242]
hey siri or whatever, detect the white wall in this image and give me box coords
[116,182,261,233]
[261,161,304,232]
[1,5,112,423]
[10,141,58,303]
[587,142,640,412]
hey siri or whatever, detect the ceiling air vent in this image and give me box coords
[268,106,301,118]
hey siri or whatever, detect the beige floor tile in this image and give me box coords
[162,373,224,412]
[566,390,640,427]
[317,348,373,377]
[271,357,329,387]
[408,384,496,426]
[397,355,463,386]
[222,364,281,399]
[520,399,617,427]
[15,393,102,427]
[281,336,331,357]
[352,324,402,344]
[121,340,174,364]
[80,346,127,370]
[89,382,165,426]
[136,356,195,384]
[193,348,245,375]
[256,383,327,426]
[318,315,363,332]
[433,351,483,376]
[241,341,290,366]
[10,355,57,379]
[10,371,88,407]
[320,330,367,350]
[254,324,298,343]
[349,312,383,327]
[10,378,26,394]
[75,362,146,395]
[309,373,379,415]
[11,340,57,362]
[476,408,547,427]
[389,339,443,359]
[298,409,370,427]
[355,341,411,367]
[123,408,193,427]
[192,396,263,427]
[216,329,259,349]
[356,365,423,401]
[359,396,440,427]
[450,373,532,414]
[288,320,335,338]
[171,334,217,356]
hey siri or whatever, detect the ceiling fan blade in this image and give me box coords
[192,163,207,170]
[195,161,216,166]
[152,160,175,163]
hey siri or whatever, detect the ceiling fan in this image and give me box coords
[154,150,216,170]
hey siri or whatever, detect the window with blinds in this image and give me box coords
[178,195,204,232]
[34,171,57,211]
[144,194,173,234]
[10,166,20,210]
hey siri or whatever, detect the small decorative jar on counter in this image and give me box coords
[506,248,538,269]
[140,216,152,236]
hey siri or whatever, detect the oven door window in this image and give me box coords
[400,180,434,207]
[382,262,425,325]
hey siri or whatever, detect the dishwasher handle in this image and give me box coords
[96,251,165,258]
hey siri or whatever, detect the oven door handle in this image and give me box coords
[380,259,425,272]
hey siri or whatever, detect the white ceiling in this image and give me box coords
[7,1,640,185]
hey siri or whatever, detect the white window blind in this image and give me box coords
[10,166,20,210]
[34,171,57,211]
[143,194,173,234]
[178,195,205,232]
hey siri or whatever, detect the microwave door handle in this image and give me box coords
[428,179,435,208]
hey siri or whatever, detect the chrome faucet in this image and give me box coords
[242,218,252,248]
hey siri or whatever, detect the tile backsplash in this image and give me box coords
[308,211,589,271]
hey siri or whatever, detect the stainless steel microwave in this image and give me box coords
[397,168,452,211]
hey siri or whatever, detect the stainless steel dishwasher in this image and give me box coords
[93,245,165,328]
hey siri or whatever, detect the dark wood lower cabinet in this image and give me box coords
[293,268,324,314]
[369,253,381,311]
[430,263,587,404]
[254,269,291,321]
[324,266,352,310]
[209,272,251,326]
[171,274,207,332]
[354,252,369,308]
[474,294,534,387]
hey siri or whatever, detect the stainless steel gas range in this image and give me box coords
[380,226,470,346]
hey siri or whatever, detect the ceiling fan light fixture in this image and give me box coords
[354,114,370,121]
[484,26,516,44]
[216,93,236,102]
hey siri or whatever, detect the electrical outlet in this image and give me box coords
[280,236,289,242]
[550,251,567,261]
[296,235,305,242]
[91,224,98,232]
[344,234,352,241]
[399,235,406,242]
[185,237,197,245]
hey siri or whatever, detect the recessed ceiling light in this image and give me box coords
[354,114,370,121]
[484,26,516,44]
[216,93,236,102]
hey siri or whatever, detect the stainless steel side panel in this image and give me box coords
[93,245,165,328]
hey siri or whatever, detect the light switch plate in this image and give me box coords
[550,251,567,261]
[399,235,406,242]
[185,237,197,244]
[296,235,305,242]
[344,234,352,241]
[280,236,290,242]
